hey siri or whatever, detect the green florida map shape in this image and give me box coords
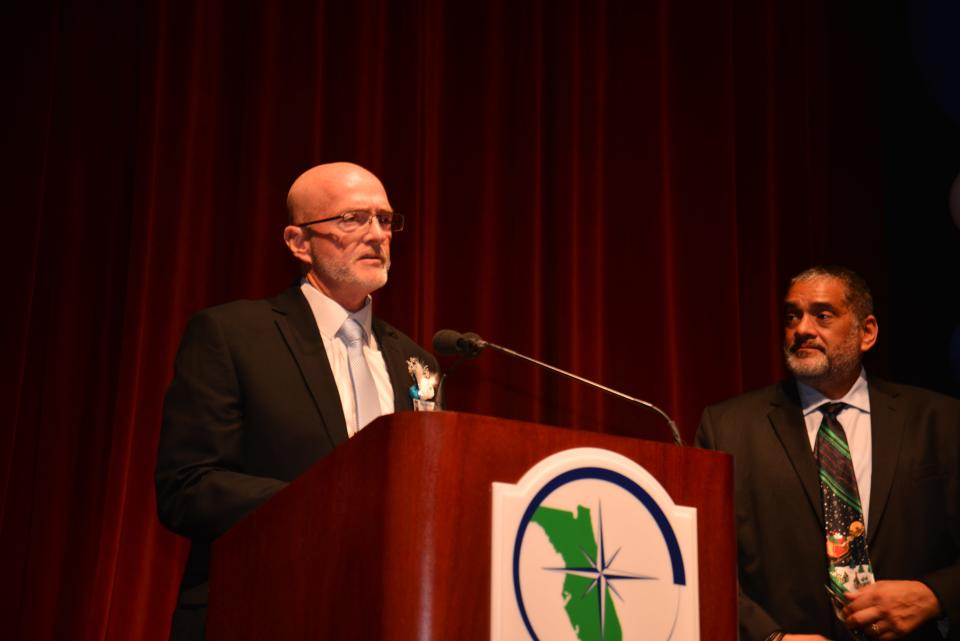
[530,505,622,641]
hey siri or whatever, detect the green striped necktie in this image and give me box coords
[815,402,874,638]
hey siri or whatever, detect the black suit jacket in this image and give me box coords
[696,378,960,641]
[155,285,439,598]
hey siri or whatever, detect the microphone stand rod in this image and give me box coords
[481,341,684,446]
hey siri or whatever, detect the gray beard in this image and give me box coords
[783,333,861,386]
[318,258,390,294]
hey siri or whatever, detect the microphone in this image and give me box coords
[430,329,683,446]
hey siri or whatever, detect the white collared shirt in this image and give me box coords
[797,369,873,527]
[300,281,395,437]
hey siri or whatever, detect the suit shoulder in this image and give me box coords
[186,297,278,326]
[696,383,788,449]
[703,383,784,418]
[175,298,281,350]
[871,379,960,412]
[200,297,270,316]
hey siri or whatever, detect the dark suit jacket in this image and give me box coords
[155,285,439,605]
[696,378,959,641]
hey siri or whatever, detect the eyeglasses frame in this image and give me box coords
[296,210,404,232]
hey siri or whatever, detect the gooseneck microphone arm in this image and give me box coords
[432,329,683,446]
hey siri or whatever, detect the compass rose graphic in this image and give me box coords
[541,503,658,640]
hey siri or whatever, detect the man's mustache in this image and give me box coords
[789,339,825,354]
[357,249,388,262]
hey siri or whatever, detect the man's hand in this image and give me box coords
[842,580,941,639]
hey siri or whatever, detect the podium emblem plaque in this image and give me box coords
[491,448,699,641]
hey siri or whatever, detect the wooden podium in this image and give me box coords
[207,411,736,640]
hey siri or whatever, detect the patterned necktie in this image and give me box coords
[337,318,381,434]
[815,402,874,633]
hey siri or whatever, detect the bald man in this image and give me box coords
[156,163,439,641]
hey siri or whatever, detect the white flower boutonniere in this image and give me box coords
[406,357,440,411]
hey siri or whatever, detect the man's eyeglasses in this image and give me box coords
[297,211,404,233]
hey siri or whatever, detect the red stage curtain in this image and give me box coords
[3,1,893,639]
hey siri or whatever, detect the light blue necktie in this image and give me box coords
[337,317,381,433]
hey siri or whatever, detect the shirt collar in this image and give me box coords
[300,279,374,341]
[797,368,871,416]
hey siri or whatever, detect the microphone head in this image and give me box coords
[433,329,465,356]
[432,329,486,357]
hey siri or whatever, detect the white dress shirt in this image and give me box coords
[797,368,873,528]
[300,281,395,437]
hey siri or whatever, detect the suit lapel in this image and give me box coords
[769,381,824,527]
[270,286,349,448]
[866,379,905,546]
[373,317,414,412]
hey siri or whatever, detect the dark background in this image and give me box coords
[3,1,958,639]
